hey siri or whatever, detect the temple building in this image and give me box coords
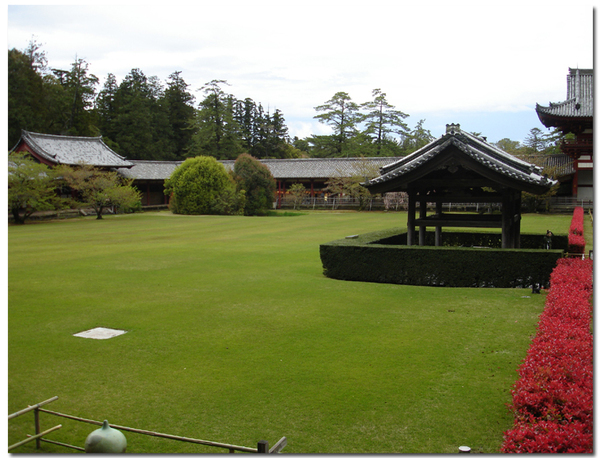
[11,130,400,208]
[12,130,133,169]
[536,68,593,199]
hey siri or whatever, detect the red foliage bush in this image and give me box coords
[569,207,584,235]
[568,207,586,253]
[501,258,593,453]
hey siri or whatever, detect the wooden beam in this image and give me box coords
[8,425,62,452]
[269,437,287,454]
[415,213,502,228]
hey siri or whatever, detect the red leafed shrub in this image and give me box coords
[568,234,586,254]
[569,207,584,235]
[501,420,593,453]
[501,258,593,453]
[568,207,586,253]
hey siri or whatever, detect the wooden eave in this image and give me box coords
[366,143,553,195]
[536,111,593,134]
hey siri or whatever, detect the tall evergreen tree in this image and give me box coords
[110,68,175,160]
[523,127,549,153]
[7,48,47,147]
[59,57,99,136]
[162,71,196,158]
[234,97,259,152]
[361,88,409,156]
[402,119,435,153]
[188,80,245,159]
[314,92,362,157]
[95,73,119,146]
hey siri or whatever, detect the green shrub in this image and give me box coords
[233,153,276,216]
[320,228,565,288]
[164,156,242,215]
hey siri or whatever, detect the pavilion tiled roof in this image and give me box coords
[365,124,556,194]
[16,130,133,168]
[536,68,593,121]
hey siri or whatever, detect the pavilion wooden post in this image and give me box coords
[513,192,522,248]
[501,189,521,249]
[435,201,443,246]
[407,189,416,246]
[418,193,427,246]
[501,191,510,248]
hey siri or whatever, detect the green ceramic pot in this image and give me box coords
[84,420,127,453]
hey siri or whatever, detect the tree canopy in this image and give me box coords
[8,40,561,161]
[56,164,142,219]
[8,152,64,224]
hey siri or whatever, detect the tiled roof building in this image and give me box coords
[122,156,402,206]
[12,130,134,169]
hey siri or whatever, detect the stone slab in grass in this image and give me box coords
[73,327,127,340]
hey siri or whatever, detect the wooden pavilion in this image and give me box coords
[364,124,556,248]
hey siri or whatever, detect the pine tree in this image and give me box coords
[314,92,362,157]
[361,89,409,156]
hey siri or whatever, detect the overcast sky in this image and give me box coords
[5,1,595,144]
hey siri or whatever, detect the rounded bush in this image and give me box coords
[164,156,234,215]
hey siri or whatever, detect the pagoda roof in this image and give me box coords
[364,124,556,195]
[536,68,593,127]
[14,130,133,168]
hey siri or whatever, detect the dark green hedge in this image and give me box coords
[320,228,566,288]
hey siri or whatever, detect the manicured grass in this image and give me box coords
[8,211,572,453]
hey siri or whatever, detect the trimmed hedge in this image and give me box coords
[501,258,593,453]
[375,231,569,251]
[320,228,565,288]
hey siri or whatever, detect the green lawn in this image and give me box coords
[8,211,574,453]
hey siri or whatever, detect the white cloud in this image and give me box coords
[6,2,594,141]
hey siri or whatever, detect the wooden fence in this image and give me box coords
[9,397,286,453]
[277,195,593,213]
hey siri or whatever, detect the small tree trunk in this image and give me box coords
[11,208,25,224]
[96,206,103,219]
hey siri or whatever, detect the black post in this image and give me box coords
[407,189,416,246]
[257,440,269,453]
[419,195,427,246]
